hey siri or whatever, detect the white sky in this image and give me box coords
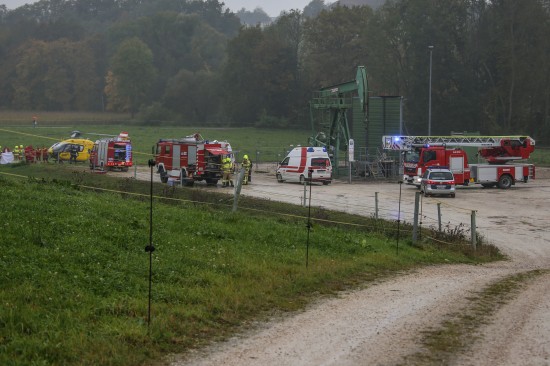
[1,0,314,17]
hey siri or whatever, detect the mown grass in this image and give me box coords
[0,163,503,366]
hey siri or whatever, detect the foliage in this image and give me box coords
[11,38,99,110]
[107,37,156,117]
[236,7,272,26]
[0,166,501,365]
[0,0,548,142]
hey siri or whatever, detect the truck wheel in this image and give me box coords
[322,181,331,186]
[498,175,513,189]
[299,175,306,185]
[205,179,218,186]
[276,173,283,183]
[481,183,495,188]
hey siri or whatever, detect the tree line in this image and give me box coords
[0,0,548,142]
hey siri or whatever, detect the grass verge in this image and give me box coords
[0,163,503,366]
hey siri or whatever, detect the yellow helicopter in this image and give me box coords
[48,131,95,162]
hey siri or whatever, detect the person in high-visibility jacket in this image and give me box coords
[221,157,233,187]
[241,155,252,185]
[13,145,21,160]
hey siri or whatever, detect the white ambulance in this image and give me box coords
[276,146,332,185]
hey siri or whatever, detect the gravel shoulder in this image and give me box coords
[123,165,550,366]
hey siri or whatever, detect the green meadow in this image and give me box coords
[0,163,502,366]
[0,113,311,164]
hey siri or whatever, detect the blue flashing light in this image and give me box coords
[394,137,400,142]
[322,147,327,152]
[307,147,315,152]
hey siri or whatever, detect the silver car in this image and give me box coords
[420,168,456,197]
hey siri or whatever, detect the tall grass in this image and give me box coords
[0,164,502,365]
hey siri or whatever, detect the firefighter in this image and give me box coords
[228,157,234,187]
[69,145,78,164]
[241,154,252,185]
[13,145,20,160]
[221,157,231,187]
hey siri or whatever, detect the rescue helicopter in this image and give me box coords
[48,131,95,162]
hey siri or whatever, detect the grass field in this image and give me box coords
[0,124,311,164]
[1,112,549,166]
[0,163,502,366]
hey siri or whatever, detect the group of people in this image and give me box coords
[0,144,49,163]
[221,154,252,188]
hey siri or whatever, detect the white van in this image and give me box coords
[276,147,332,185]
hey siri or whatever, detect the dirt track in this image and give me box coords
[125,165,550,365]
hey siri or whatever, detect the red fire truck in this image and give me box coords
[382,135,536,189]
[154,133,232,186]
[89,132,133,172]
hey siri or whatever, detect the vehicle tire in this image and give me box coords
[205,179,218,186]
[184,179,194,187]
[160,174,168,184]
[322,181,331,185]
[498,174,513,189]
[122,167,129,172]
[299,175,306,185]
[451,193,456,198]
[157,164,165,175]
[276,173,283,183]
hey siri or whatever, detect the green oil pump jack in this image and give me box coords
[309,66,368,177]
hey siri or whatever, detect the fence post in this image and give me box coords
[412,191,420,244]
[303,181,307,207]
[375,192,379,219]
[232,168,245,212]
[437,203,442,232]
[471,210,477,250]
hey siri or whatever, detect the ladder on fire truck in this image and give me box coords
[382,135,535,151]
[383,135,536,165]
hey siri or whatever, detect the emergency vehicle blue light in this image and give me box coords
[322,147,327,152]
[394,137,400,142]
[307,147,315,152]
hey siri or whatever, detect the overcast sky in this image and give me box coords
[1,0,313,17]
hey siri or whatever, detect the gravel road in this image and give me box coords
[126,165,550,366]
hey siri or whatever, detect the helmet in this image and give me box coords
[20,145,23,148]
[243,155,249,160]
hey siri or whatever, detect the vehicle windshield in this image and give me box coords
[429,172,454,180]
[404,151,419,163]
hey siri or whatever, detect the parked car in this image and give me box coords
[420,167,456,197]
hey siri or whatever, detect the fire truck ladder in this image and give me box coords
[382,135,535,151]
